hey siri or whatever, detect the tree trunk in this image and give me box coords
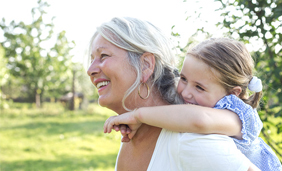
[69,70,75,110]
[35,90,41,108]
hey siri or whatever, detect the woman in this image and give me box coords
[87,17,258,171]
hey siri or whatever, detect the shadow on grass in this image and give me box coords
[1,153,117,171]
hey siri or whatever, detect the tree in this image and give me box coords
[215,0,282,160]
[0,44,9,109]
[0,0,75,107]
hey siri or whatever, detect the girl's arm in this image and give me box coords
[137,105,242,139]
[248,163,261,171]
[104,104,242,139]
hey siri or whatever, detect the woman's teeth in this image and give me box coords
[97,81,110,89]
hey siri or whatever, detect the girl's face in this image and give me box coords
[87,35,136,113]
[177,55,227,108]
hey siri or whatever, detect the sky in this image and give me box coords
[0,0,223,68]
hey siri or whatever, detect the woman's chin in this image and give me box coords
[98,98,107,107]
[98,97,113,109]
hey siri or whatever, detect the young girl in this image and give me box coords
[103,38,282,171]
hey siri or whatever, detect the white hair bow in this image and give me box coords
[248,76,262,92]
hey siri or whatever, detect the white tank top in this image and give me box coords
[116,129,250,171]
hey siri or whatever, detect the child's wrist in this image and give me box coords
[133,108,142,123]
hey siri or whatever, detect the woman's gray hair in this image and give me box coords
[90,17,183,111]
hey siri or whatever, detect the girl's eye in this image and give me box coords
[196,85,205,91]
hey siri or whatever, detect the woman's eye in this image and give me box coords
[196,85,205,91]
[101,54,109,58]
[180,76,187,82]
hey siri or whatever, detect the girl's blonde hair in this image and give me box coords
[90,17,183,111]
[187,38,262,108]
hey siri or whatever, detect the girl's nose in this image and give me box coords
[87,59,100,77]
[181,87,193,100]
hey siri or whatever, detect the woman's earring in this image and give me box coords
[138,82,150,99]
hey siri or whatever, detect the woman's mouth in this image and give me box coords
[97,81,110,89]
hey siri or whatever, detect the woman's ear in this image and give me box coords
[230,86,242,97]
[140,52,155,82]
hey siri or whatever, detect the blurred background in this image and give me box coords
[0,0,281,170]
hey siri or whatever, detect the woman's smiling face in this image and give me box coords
[87,34,137,112]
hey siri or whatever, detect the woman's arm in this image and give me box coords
[104,104,242,139]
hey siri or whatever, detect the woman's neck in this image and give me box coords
[115,94,169,170]
[114,91,170,115]
[131,123,161,144]
[130,94,169,143]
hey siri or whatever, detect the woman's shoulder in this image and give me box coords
[160,129,235,144]
[151,129,250,171]
[158,129,243,159]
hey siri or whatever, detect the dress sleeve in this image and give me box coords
[178,133,250,171]
[214,94,263,149]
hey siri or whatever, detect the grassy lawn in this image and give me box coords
[0,103,121,171]
[1,103,281,171]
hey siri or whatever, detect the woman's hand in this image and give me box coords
[103,109,142,140]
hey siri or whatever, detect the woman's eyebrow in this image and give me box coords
[96,46,107,52]
[91,46,108,58]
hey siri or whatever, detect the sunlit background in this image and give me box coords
[0,0,281,170]
[0,0,222,66]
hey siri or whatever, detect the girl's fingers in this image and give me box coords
[121,134,130,142]
[128,130,137,140]
[104,116,117,133]
[103,117,111,133]
[126,126,132,134]
[120,124,127,135]
[113,125,120,131]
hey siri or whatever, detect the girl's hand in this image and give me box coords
[113,124,131,142]
[103,110,142,140]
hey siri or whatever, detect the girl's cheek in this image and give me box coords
[176,83,183,95]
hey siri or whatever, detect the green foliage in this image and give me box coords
[171,26,198,70]
[0,44,9,109]
[0,0,75,104]
[215,0,282,159]
[0,103,120,171]
[72,63,99,101]
[0,44,8,85]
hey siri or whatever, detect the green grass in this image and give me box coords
[1,103,281,170]
[0,103,121,171]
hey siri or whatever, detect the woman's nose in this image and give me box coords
[87,59,100,77]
